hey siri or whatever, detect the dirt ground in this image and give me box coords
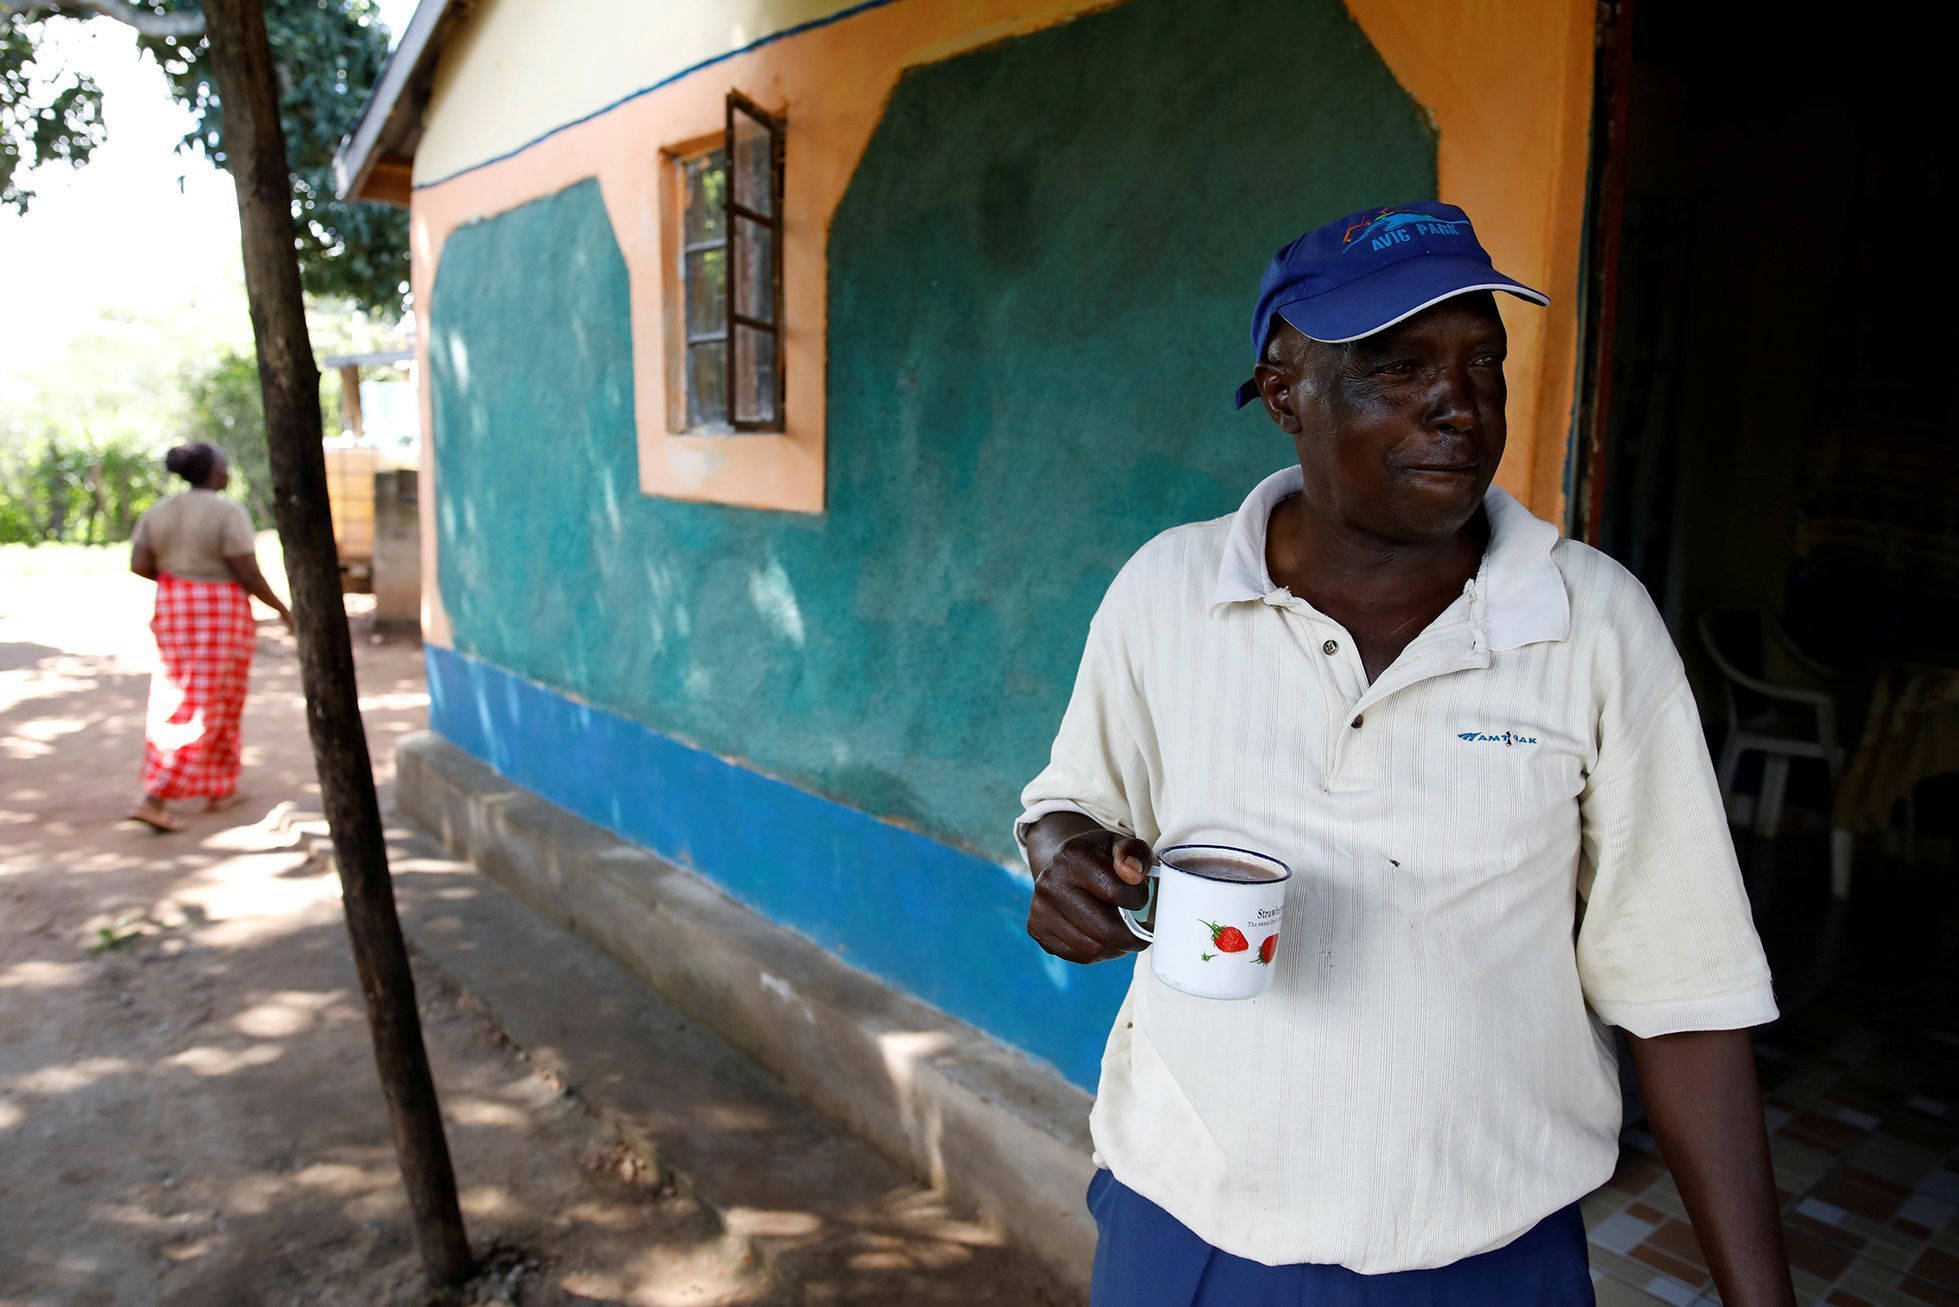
[0,556,782,1307]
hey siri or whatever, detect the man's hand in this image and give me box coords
[1025,812,1154,964]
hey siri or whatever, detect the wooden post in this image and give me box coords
[339,363,365,439]
[199,0,473,1287]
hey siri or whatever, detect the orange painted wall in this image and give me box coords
[1345,0,1597,520]
[408,0,1598,646]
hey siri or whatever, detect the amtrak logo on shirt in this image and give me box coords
[1457,729,1539,747]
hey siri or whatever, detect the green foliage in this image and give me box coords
[2,3,412,545]
[176,343,356,531]
[179,347,275,526]
[1,13,106,213]
[0,426,170,546]
[138,0,407,314]
[89,914,144,954]
[0,297,380,545]
[2,0,408,315]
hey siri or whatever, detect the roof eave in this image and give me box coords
[332,0,458,208]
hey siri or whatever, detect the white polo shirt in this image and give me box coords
[1018,465,1777,1273]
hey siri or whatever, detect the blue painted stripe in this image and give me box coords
[426,644,1127,1091]
[414,0,901,192]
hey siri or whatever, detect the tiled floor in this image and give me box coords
[1580,832,1959,1304]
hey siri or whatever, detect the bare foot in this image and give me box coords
[126,801,183,834]
[204,792,249,814]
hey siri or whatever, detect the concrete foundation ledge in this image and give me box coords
[395,730,1098,1292]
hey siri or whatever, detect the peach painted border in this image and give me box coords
[1345,0,1597,521]
[622,87,815,511]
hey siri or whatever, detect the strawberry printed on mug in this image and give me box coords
[1201,920,1249,961]
[1117,843,1290,999]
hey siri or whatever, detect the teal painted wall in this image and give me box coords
[429,0,1433,864]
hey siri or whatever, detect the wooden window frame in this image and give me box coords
[634,82,817,512]
[677,146,731,432]
[725,91,786,432]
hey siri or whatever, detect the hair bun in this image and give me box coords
[164,442,218,485]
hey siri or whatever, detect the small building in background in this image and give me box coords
[321,347,420,632]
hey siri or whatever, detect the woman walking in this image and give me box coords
[126,442,292,833]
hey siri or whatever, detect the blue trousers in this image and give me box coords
[1087,1170,1595,1306]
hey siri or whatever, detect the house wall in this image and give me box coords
[411,0,1595,1088]
[1344,0,1596,520]
[416,0,1068,189]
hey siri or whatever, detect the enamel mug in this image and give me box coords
[1120,843,1290,1000]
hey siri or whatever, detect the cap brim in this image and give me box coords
[1231,257,1549,410]
[1276,254,1548,345]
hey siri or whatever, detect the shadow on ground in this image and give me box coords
[0,579,781,1306]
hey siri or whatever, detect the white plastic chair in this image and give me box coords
[1698,609,1855,897]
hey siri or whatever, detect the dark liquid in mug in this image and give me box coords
[1166,853,1283,883]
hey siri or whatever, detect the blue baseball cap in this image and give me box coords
[1233,200,1547,408]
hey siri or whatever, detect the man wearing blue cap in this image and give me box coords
[1019,203,1795,1304]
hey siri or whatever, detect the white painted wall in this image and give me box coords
[416,0,867,184]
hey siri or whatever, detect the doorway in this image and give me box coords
[1572,8,1959,1300]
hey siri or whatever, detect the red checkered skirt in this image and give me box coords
[143,573,256,800]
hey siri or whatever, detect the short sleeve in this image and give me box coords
[218,501,256,557]
[1014,604,1158,872]
[1575,673,1778,1036]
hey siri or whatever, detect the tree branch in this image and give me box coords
[0,0,205,40]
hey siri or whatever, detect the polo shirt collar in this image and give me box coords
[1209,464,1570,651]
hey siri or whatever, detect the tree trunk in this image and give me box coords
[84,460,102,545]
[198,0,473,1287]
[42,442,68,541]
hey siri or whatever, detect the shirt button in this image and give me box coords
[1351,715,1364,729]
[1322,639,1339,656]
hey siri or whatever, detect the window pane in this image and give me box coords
[684,247,726,338]
[682,151,726,244]
[733,323,778,426]
[732,214,774,325]
[731,108,772,217]
[688,341,728,429]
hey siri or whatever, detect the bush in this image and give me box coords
[177,347,347,533]
[180,350,277,530]
[0,345,348,545]
[0,431,169,545]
